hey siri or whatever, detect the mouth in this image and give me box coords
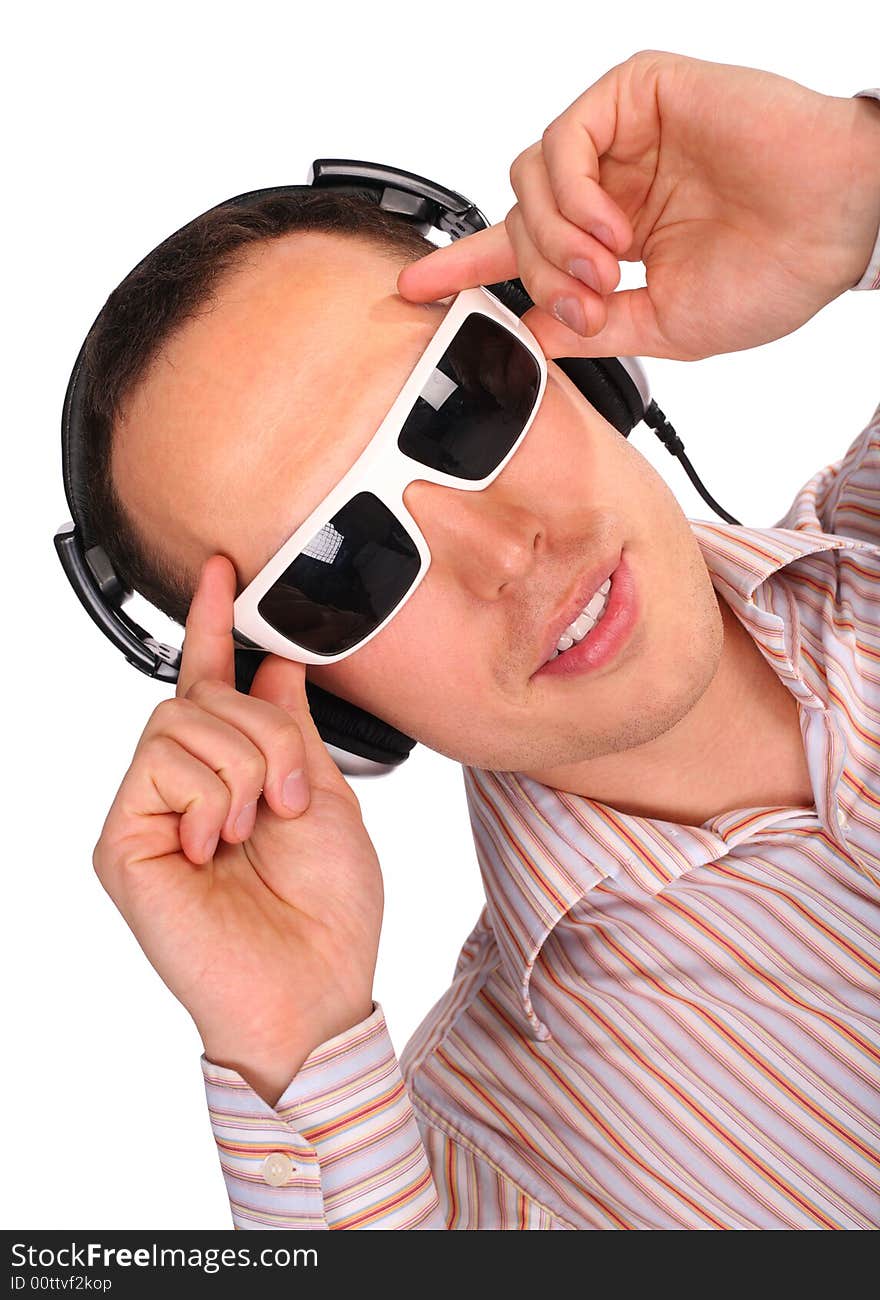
[530,549,638,679]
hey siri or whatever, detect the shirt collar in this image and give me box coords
[463,517,872,1038]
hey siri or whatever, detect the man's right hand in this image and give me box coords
[92,554,383,1107]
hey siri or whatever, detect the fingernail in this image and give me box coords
[553,296,587,335]
[568,258,601,293]
[590,222,617,253]
[234,799,258,840]
[283,768,310,814]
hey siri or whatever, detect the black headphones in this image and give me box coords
[55,158,740,777]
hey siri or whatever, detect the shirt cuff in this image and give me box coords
[850,89,880,290]
[201,1003,442,1230]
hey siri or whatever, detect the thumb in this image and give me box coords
[523,286,674,361]
[247,653,348,788]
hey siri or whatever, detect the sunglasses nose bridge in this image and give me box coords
[400,471,505,577]
[400,473,546,605]
[386,445,471,537]
[371,459,434,574]
[399,453,481,506]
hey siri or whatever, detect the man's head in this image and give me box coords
[81,191,724,778]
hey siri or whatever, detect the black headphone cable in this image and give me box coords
[643,400,742,526]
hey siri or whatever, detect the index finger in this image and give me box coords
[396,222,518,303]
[175,555,237,697]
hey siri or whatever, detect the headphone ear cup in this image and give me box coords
[233,647,270,695]
[554,356,643,436]
[232,648,416,770]
[305,683,416,768]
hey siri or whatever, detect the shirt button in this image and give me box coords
[261,1153,295,1186]
[837,809,849,831]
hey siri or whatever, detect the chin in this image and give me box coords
[515,625,724,775]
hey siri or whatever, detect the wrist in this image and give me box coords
[840,94,880,289]
[200,996,375,1108]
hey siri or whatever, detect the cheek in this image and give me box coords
[305,581,478,724]
[643,515,723,692]
[517,375,640,522]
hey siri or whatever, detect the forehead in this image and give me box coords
[112,230,447,588]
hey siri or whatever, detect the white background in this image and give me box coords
[4,0,878,1229]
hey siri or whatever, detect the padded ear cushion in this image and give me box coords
[486,276,645,436]
[553,356,642,436]
[233,648,416,768]
[306,683,416,767]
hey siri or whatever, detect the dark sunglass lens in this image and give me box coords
[398,313,541,479]
[257,492,421,656]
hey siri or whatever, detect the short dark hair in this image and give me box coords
[78,189,436,627]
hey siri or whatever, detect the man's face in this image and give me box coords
[113,231,723,779]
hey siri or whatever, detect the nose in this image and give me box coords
[402,477,543,598]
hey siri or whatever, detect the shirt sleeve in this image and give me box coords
[201,1003,445,1230]
[850,88,880,291]
[776,88,880,542]
[200,999,565,1229]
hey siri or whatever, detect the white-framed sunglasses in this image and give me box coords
[233,284,548,665]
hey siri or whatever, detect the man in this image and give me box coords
[87,51,880,1227]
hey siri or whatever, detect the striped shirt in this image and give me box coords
[201,88,880,1229]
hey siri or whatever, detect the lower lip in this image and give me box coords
[532,552,639,679]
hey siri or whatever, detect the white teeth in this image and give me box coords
[549,575,613,660]
[586,590,607,619]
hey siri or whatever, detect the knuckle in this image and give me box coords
[630,47,671,75]
[92,831,129,889]
[227,746,266,788]
[271,716,304,756]
[541,117,563,145]
[91,838,108,881]
[151,696,185,729]
[504,206,523,248]
[532,213,559,258]
[186,677,231,705]
[141,732,174,763]
[509,141,539,192]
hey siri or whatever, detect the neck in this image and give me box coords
[522,594,815,827]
